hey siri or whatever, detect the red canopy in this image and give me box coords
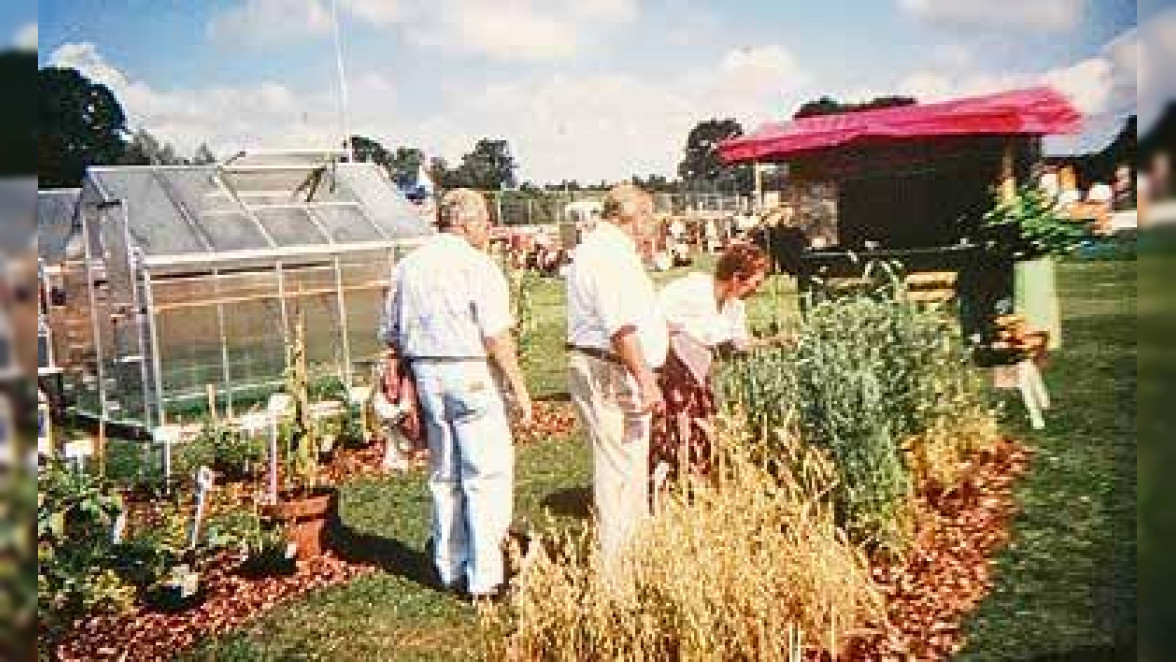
[719,87,1082,164]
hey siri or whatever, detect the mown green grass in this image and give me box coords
[960,258,1136,660]
[187,258,1134,661]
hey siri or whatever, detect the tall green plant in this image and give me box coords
[280,315,321,493]
[980,184,1087,261]
[717,274,997,554]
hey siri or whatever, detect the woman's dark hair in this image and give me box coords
[715,243,769,282]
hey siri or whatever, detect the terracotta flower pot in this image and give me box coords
[261,487,338,560]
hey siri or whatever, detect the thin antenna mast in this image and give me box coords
[331,0,354,162]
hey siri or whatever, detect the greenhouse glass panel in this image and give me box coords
[337,166,433,239]
[223,169,359,204]
[91,170,210,256]
[151,276,226,411]
[160,170,273,252]
[219,272,287,402]
[310,204,383,243]
[38,189,80,265]
[281,263,346,373]
[255,207,330,246]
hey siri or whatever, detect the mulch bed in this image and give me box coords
[847,438,1033,660]
[55,552,377,662]
[58,407,1033,661]
[56,402,582,661]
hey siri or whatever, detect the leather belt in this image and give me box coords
[565,344,624,367]
[406,356,488,363]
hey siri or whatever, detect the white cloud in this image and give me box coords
[13,23,37,51]
[208,0,641,61]
[340,0,402,26]
[207,0,332,47]
[49,37,807,182]
[409,2,581,61]
[899,0,1084,32]
[49,42,345,156]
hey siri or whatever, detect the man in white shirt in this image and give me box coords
[381,189,532,600]
[565,183,668,572]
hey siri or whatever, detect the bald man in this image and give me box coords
[380,188,532,600]
[565,183,668,572]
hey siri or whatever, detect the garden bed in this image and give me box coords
[54,551,376,662]
[850,438,1032,659]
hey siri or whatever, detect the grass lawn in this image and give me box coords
[959,258,1136,660]
[187,258,1134,661]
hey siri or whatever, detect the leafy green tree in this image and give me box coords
[120,129,188,166]
[449,138,517,190]
[792,95,916,119]
[39,67,129,188]
[192,143,217,165]
[678,118,752,194]
[389,147,425,187]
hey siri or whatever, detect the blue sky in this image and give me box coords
[36,0,1160,183]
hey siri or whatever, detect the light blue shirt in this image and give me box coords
[380,233,513,359]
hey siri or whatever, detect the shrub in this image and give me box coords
[480,423,883,661]
[37,462,134,647]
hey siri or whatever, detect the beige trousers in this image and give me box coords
[568,351,651,571]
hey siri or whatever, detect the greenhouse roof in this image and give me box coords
[38,188,81,265]
[85,159,433,264]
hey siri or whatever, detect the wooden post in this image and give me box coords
[1000,141,1017,202]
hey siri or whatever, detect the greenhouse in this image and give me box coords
[41,150,433,430]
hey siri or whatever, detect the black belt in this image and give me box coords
[406,355,488,363]
[565,344,624,367]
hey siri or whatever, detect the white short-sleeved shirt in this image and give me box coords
[566,223,668,368]
[380,233,513,359]
[658,272,749,349]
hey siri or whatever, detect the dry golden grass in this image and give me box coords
[479,419,885,661]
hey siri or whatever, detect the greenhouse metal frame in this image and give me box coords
[45,150,432,430]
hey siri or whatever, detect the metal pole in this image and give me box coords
[213,268,233,417]
[332,254,353,387]
[331,0,354,162]
[142,268,167,429]
[81,205,108,422]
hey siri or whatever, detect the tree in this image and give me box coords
[192,143,217,165]
[0,51,36,176]
[450,139,517,190]
[39,66,129,188]
[389,147,425,187]
[678,118,752,194]
[120,129,188,166]
[792,95,916,119]
[350,134,393,170]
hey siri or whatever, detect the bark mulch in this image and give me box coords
[55,551,376,662]
[847,438,1033,660]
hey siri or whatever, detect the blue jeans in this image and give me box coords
[411,361,514,594]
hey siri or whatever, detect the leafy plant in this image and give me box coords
[716,264,998,554]
[277,314,323,495]
[37,461,134,646]
[979,184,1087,261]
[187,417,264,480]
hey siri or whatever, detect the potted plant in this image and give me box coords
[261,314,339,561]
[976,183,1087,356]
